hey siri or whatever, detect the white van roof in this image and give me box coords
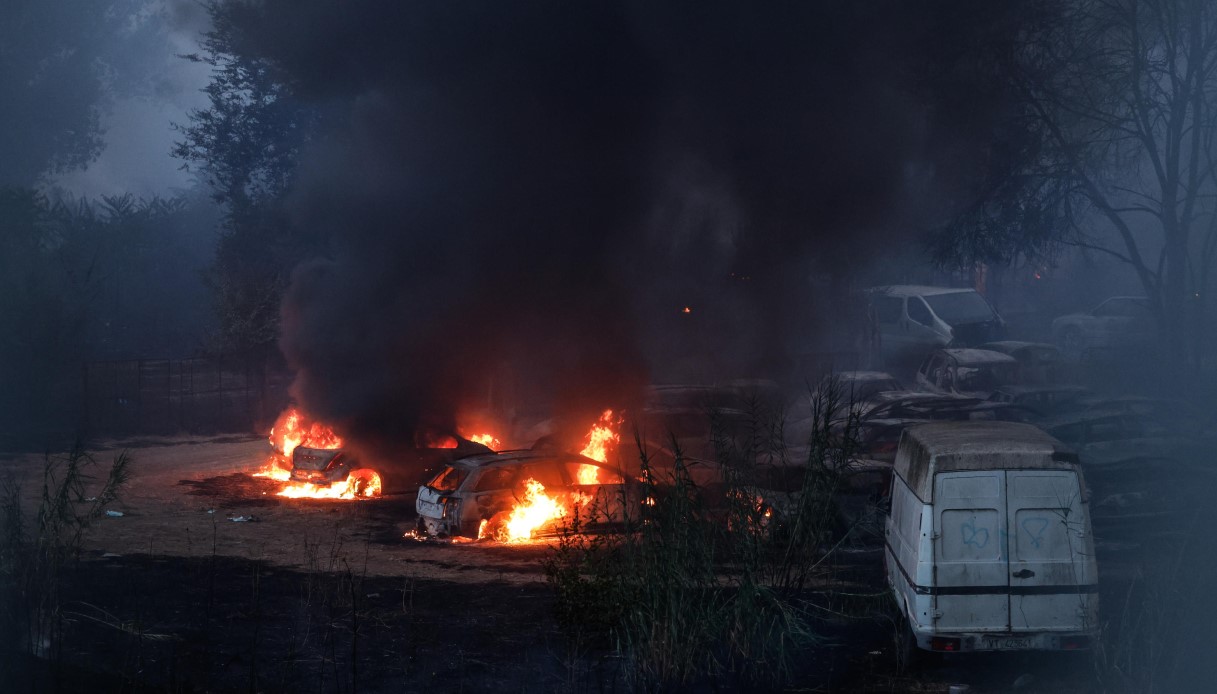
[894,421,1078,502]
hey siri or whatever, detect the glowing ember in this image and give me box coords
[467,433,501,450]
[420,432,458,449]
[577,409,622,485]
[269,407,342,458]
[276,469,382,500]
[681,306,692,314]
[501,479,565,542]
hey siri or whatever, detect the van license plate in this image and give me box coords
[983,637,1031,650]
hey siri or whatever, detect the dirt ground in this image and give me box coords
[0,437,1208,692]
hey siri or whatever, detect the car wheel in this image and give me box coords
[1061,327,1087,361]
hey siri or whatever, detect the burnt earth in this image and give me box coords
[2,437,1214,692]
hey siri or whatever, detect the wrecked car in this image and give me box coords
[986,384,1091,420]
[291,438,492,495]
[1050,296,1155,360]
[915,348,1020,399]
[866,285,1006,365]
[415,448,639,540]
[979,341,1065,384]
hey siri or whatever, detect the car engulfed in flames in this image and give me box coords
[254,406,496,500]
[414,448,638,542]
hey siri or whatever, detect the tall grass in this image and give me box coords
[544,384,862,689]
[0,445,131,672]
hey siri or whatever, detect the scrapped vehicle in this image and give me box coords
[812,371,903,409]
[1078,438,1213,543]
[979,341,1064,384]
[841,391,1002,461]
[291,438,492,494]
[1051,296,1155,360]
[987,385,1091,420]
[1080,395,1215,441]
[885,421,1098,654]
[415,448,638,540]
[1043,410,1168,448]
[867,285,1006,365]
[915,348,1020,399]
[290,447,365,486]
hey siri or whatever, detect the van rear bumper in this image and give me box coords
[911,628,1094,652]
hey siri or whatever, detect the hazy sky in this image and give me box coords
[51,1,212,198]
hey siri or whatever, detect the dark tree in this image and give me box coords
[173,2,320,351]
[936,0,1217,366]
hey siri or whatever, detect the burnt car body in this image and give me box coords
[291,438,492,494]
[979,341,1064,384]
[290,447,360,485]
[915,348,1020,399]
[986,384,1092,420]
[1042,410,1169,448]
[415,448,638,539]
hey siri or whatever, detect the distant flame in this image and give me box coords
[420,432,458,449]
[467,433,501,450]
[681,306,692,314]
[577,409,621,485]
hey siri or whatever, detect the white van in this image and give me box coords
[867,286,1006,365]
[885,421,1098,653]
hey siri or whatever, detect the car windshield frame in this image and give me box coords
[426,464,469,493]
[923,291,996,325]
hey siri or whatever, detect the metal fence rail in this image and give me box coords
[82,354,291,436]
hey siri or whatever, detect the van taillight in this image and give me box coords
[931,637,961,652]
[1060,635,1089,650]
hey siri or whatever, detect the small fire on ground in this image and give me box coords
[253,407,380,500]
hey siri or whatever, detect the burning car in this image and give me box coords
[415,447,638,542]
[287,446,382,498]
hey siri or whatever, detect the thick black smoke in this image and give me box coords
[217,1,1030,454]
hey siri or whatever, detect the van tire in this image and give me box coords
[896,618,921,673]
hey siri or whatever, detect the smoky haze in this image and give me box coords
[222,1,1019,454]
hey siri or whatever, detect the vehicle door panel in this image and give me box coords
[933,472,1009,631]
[1006,471,1093,631]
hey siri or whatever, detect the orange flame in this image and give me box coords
[256,407,379,500]
[276,468,382,500]
[577,409,621,485]
[467,433,501,450]
[253,456,292,482]
[269,407,343,458]
[501,479,565,543]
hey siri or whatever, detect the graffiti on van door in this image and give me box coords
[1020,517,1051,549]
[961,519,990,549]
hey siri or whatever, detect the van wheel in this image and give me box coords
[896,619,920,673]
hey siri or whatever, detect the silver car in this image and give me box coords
[415,448,638,540]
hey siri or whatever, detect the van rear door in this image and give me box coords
[933,472,1009,632]
[1006,470,1093,631]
